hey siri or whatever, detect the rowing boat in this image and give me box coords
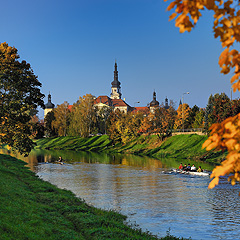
[170,169,210,176]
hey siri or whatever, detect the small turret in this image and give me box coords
[44,93,55,118]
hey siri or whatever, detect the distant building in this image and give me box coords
[53,62,170,116]
[164,97,169,109]
[44,93,55,118]
[94,62,131,113]
[149,90,160,113]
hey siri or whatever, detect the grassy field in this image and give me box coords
[36,134,226,164]
[0,154,189,240]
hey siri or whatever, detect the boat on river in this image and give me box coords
[163,169,211,176]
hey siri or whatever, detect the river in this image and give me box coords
[1,149,240,240]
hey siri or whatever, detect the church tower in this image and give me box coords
[110,62,122,99]
[44,93,55,118]
[149,90,159,113]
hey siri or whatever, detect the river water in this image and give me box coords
[1,149,240,240]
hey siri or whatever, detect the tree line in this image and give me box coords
[41,92,240,145]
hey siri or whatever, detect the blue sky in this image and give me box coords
[1,0,238,119]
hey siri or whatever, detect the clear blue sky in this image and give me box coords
[1,0,238,119]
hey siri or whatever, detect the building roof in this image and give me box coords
[94,96,112,106]
[94,96,130,108]
[112,98,129,107]
[133,106,149,113]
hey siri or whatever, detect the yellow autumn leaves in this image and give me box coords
[202,114,240,191]
[165,0,240,193]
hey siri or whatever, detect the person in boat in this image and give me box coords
[186,164,191,171]
[58,156,63,162]
[179,163,183,170]
[191,164,196,171]
[182,164,187,171]
[197,166,203,172]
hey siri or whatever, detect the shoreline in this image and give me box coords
[0,153,188,240]
[35,134,226,165]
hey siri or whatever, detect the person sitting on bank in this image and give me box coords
[58,156,63,162]
[191,164,196,171]
[179,163,183,170]
[197,166,203,172]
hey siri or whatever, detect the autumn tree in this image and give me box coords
[139,113,154,134]
[95,106,113,134]
[115,112,143,144]
[68,94,97,138]
[29,114,44,139]
[44,111,56,137]
[106,109,123,144]
[0,42,44,155]
[174,103,190,130]
[152,105,176,140]
[52,101,70,137]
[165,0,240,191]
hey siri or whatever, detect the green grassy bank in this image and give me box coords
[0,154,188,240]
[36,134,226,164]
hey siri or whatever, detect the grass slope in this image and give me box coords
[36,134,226,164]
[0,154,189,240]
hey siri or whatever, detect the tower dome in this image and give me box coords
[150,91,159,107]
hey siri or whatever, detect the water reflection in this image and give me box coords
[0,148,215,171]
[0,149,239,240]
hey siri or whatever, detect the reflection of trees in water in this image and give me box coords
[0,147,215,172]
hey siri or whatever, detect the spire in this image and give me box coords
[48,92,51,103]
[110,61,122,99]
[112,62,120,88]
[165,97,169,109]
[179,99,182,105]
[153,90,156,101]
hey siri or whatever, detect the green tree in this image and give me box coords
[52,101,70,137]
[205,93,232,131]
[212,93,232,123]
[186,105,200,128]
[204,94,214,131]
[231,98,240,116]
[193,108,205,128]
[0,42,44,155]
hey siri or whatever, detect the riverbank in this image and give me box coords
[35,134,226,164]
[0,153,189,240]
